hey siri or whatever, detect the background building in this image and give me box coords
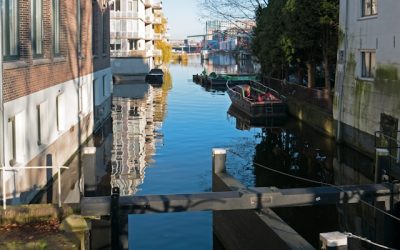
[110,0,163,78]
[334,0,400,156]
[1,0,112,204]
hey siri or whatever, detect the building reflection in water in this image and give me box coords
[110,80,170,196]
[205,53,255,74]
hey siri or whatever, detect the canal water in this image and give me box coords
[57,54,399,249]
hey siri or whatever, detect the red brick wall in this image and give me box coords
[2,0,110,103]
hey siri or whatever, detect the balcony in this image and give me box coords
[144,0,153,8]
[153,49,162,57]
[111,11,143,20]
[111,50,153,58]
[153,33,162,40]
[145,32,154,40]
[153,2,162,9]
[153,17,162,24]
[110,31,144,39]
[145,15,154,24]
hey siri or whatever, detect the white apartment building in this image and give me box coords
[334,0,400,154]
[110,0,163,77]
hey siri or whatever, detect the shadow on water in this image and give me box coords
[228,113,399,248]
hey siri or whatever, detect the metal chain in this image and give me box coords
[344,232,398,250]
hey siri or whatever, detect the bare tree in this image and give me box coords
[198,0,267,28]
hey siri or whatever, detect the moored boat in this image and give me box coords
[208,73,258,86]
[226,80,286,118]
[145,68,164,86]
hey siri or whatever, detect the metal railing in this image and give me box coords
[1,165,69,209]
[153,17,162,24]
[110,11,143,19]
[153,33,162,40]
[110,31,143,39]
[145,32,154,40]
[153,49,162,56]
[263,77,333,113]
[145,15,154,24]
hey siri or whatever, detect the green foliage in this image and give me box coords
[252,0,339,87]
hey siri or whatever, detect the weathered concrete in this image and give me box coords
[213,172,314,250]
[0,204,79,226]
[335,1,400,155]
[287,97,335,138]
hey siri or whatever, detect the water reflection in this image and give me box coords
[228,116,399,249]
[110,80,172,196]
[206,53,255,74]
[227,105,287,130]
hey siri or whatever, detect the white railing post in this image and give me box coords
[58,166,62,208]
[2,167,6,210]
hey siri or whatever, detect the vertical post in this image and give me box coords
[58,166,62,208]
[0,0,5,210]
[374,148,389,183]
[212,148,227,174]
[320,232,348,250]
[2,168,5,210]
[111,186,120,250]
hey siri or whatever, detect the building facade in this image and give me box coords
[334,0,400,155]
[110,0,163,77]
[1,0,112,204]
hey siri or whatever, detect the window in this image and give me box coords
[8,117,16,166]
[7,112,25,166]
[110,39,121,51]
[102,75,107,96]
[115,0,120,11]
[2,0,19,59]
[361,51,376,78]
[128,1,133,11]
[36,102,48,145]
[92,5,96,55]
[362,0,377,16]
[53,0,60,55]
[56,94,65,131]
[102,12,107,54]
[31,0,43,56]
[77,0,81,55]
[79,82,88,114]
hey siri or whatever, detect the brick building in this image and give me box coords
[0,0,112,204]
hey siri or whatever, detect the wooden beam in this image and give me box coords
[81,184,396,216]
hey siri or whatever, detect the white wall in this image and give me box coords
[2,67,112,188]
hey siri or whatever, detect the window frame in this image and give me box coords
[362,0,377,17]
[52,0,61,56]
[2,0,20,60]
[77,0,82,56]
[361,50,376,79]
[31,0,43,57]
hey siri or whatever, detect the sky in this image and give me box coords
[162,0,205,40]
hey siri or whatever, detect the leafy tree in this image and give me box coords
[252,0,339,89]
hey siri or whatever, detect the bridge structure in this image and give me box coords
[80,148,400,250]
